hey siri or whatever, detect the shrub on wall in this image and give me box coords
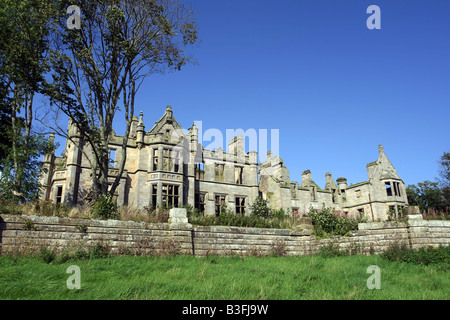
[308,205,363,238]
[249,196,272,218]
[92,194,118,220]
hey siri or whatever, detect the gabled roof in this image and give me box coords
[367,145,401,180]
[148,105,183,135]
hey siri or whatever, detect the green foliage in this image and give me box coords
[249,196,272,218]
[407,181,447,212]
[189,210,297,229]
[0,0,60,201]
[23,218,36,231]
[38,247,57,264]
[92,194,118,220]
[37,242,110,264]
[0,130,54,201]
[309,206,362,238]
[318,243,349,258]
[188,195,298,228]
[76,223,88,233]
[381,244,449,269]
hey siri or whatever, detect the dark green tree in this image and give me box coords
[0,0,59,199]
[406,181,445,212]
[438,152,450,207]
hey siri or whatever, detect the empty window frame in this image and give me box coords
[55,186,63,204]
[109,149,117,167]
[162,149,171,171]
[235,166,243,185]
[215,194,226,216]
[172,150,180,173]
[162,184,179,208]
[385,182,392,196]
[215,163,224,182]
[195,162,205,180]
[195,192,206,212]
[310,186,316,201]
[235,197,245,214]
[331,188,337,203]
[151,184,157,209]
[152,149,159,171]
[392,182,401,197]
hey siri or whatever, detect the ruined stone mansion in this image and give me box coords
[39,106,409,221]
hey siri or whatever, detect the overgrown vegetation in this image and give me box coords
[91,194,118,220]
[308,206,365,238]
[38,242,111,264]
[381,243,449,270]
[0,198,170,223]
[186,196,300,229]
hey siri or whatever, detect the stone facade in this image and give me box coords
[39,106,408,221]
[259,144,409,221]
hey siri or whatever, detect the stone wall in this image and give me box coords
[1,211,449,257]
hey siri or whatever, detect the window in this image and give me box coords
[357,208,365,216]
[292,208,299,217]
[215,194,226,215]
[235,166,243,185]
[310,186,316,201]
[172,150,180,173]
[235,197,245,214]
[56,186,63,204]
[393,182,401,197]
[162,184,179,208]
[163,149,170,171]
[109,149,116,167]
[195,163,204,180]
[215,163,224,182]
[151,184,157,209]
[331,188,337,203]
[195,192,206,212]
[152,149,158,171]
[385,182,392,196]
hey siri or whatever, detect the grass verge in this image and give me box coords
[0,253,448,300]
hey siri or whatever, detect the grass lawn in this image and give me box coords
[0,254,448,300]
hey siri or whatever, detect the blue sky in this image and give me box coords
[59,0,450,188]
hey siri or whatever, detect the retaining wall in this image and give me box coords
[0,213,448,257]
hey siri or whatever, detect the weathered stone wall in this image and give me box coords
[0,214,193,256]
[1,212,449,257]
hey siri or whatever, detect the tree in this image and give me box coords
[0,0,59,199]
[438,152,450,207]
[42,0,198,201]
[438,152,450,185]
[250,196,272,218]
[406,181,445,212]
